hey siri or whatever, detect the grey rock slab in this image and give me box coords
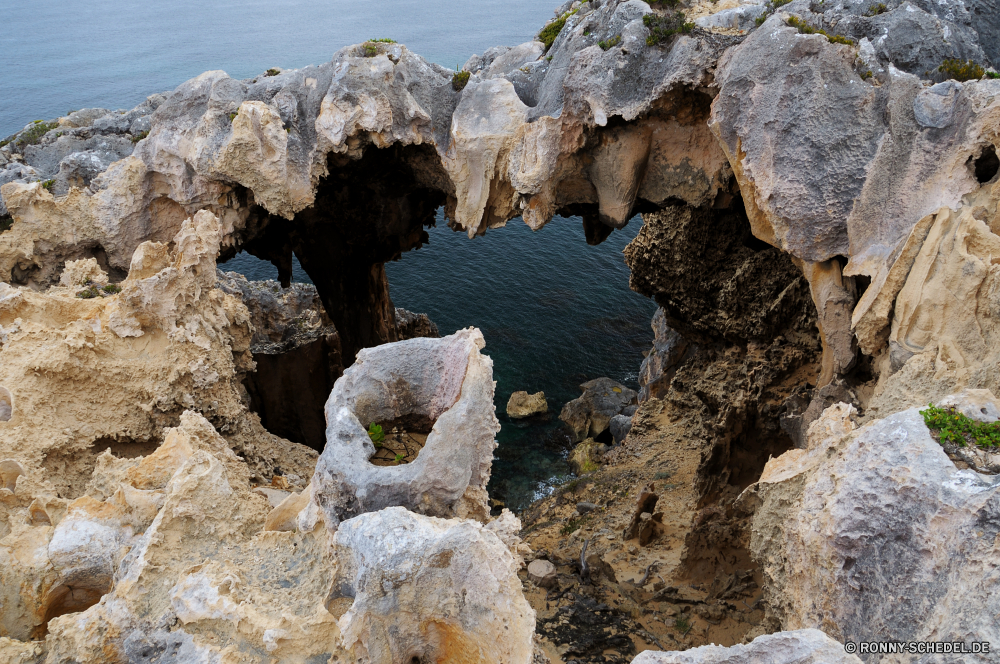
[311,328,499,530]
[560,377,638,442]
[630,628,861,663]
[609,414,633,444]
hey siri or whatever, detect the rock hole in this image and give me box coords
[0,386,11,421]
[974,144,999,184]
[368,414,435,466]
[32,583,108,639]
[42,436,157,499]
[982,407,989,415]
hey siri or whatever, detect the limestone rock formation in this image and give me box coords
[638,308,689,402]
[394,307,440,340]
[329,506,535,664]
[312,327,500,530]
[560,377,638,443]
[631,628,862,663]
[507,390,548,419]
[743,399,1000,654]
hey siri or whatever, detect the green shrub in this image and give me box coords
[786,16,855,45]
[41,179,55,190]
[654,470,672,480]
[644,12,694,45]
[394,453,405,463]
[102,284,122,295]
[538,8,578,51]
[265,68,280,76]
[452,70,471,91]
[367,423,385,443]
[362,42,379,57]
[938,59,985,82]
[131,130,149,144]
[863,2,888,16]
[755,0,792,26]
[228,111,238,122]
[988,71,1000,79]
[560,517,582,535]
[648,0,682,6]
[920,404,1000,449]
[674,615,691,632]
[10,120,59,152]
[598,34,622,50]
[368,38,397,43]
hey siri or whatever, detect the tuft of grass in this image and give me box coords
[362,42,379,57]
[581,459,599,472]
[560,517,582,535]
[452,70,471,92]
[368,38,397,43]
[131,130,149,144]
[988,71,1000,79]
[648,0,682,6]
[394,453,406,463]
[538,8,578,51]
[654,470,672,480]
[75,280,121,299]
[10,121,59,152]
[674,615,691,632]
[598,35,622,50]
[863,2,888,16]
[0,215,12,233]
[644,12,695,46]
[939,59,985,82]
[755,0,792,26]
[41,179,55,190]
[265,68,280,76]
[367,423,385,443]
[786,16,855,45]
[102,284,122,295]
[920,404,1000,449]
[228,111,238,122]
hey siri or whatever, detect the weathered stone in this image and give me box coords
[609,414,633,445]
[527,558,558,588]
[576,501,598,514]
[568,438,607,475]
[311,327,500,530]
[744,399,1000,649]
[638,308,689,402]
[559,377,637,443]
[631,628,861,663]
[329,506,535,663]
[394,306,440,340]
[507,390,548,419]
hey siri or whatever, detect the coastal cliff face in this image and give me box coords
[1,0,1000,661]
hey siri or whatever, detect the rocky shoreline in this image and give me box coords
[2,0,1000,661]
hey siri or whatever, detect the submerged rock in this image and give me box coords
[312,327,500,530]
[507,390,548,419]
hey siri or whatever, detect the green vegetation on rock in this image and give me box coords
[863,2,888,16]
[538,8,578,51]
[131,130,149,144]
[920,404,1000,449]
[362,42,379,57]
[265,68,280,76]
[367,422,385,443]
[644,12,694,46]
[755,0,792,26]
[8,120,59,152]
[786,16,855,45]
[368,38,397,43]
[452,70,471,91]
[938,58,985,82]
[598,35,622,50]
[41,179,55,190]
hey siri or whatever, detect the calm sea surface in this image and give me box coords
[5,0,658,510]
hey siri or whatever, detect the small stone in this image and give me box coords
[576,502,598,514]
[507,391,548,418]
[527,559,558,588]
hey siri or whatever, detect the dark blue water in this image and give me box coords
[224,212,656,510]
[1,0,560,137]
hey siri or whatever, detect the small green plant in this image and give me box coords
[102,284,122,295]
[131,130,149,144]
[863,2,888,16]
[0,215,12,233]
[560,477,581,494]
[938,59,985,82]
[41,179,55,190]
[580,459,599,472]
[920,404,1000,449]
[362,42,379,57]
[755,0,792,25]
[367,423,385,443]
[452,70,471,92]
[786,16,855,45]
[368,38,397,43]
[648,0,682,6]
[394,453,406,463]
[76,286,100,299]
[644,12,695,45]
[674,615,691,632]
[10,120,59,151]
[988,71,1000,79]
[654,470,672,480]
[583,29,591,36]
[860,69,873,80]
[265,68,280,76]
[538,8,578,51]
[74,280,121,299]
[598,35,622,50]
[546,55,553,61]
[560,517,581,535]
[228,112,238,122]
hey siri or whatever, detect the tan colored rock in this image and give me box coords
[527,559,558,588]
[58,258,109,288]
[507,390,547,418]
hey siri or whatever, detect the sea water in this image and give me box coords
[5,0,658,511]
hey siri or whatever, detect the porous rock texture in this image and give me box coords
[312,327,500,530]
[560,377,638,442]
[631,628,861,664]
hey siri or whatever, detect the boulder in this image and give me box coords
[568,438,607,475]
[527,559,558,588]
[638,309,689,402]
[311,327,500,530]
[507,390,548,419]
[744,399,1000,651]
[395,307,440,340]
[330,507,535,663]
[609,414,633,444]
[559,377,637,442]
[630,628,860,663]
